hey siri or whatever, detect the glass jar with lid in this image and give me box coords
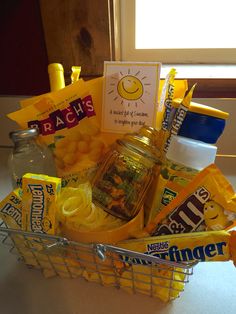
[92,126,161,220]
[8,128,57,188]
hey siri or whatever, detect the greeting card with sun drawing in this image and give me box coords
[102,61,161,134]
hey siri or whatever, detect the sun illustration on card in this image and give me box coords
[108,68,153,107]
[117,75,143,100]
[102,62,161,133]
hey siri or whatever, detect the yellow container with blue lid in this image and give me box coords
[173,99,229,144]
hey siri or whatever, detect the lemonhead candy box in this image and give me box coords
[22,173,61,234]
[0,188,22,229]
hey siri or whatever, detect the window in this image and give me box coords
[119,0,236,64]
[113,0,236,97]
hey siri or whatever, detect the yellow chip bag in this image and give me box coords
[146,164,236,236]
[7,77,118,183]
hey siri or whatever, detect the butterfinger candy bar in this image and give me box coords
[118,230,236,264]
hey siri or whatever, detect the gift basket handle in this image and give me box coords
[0,224,197,269]
[93,243,198,269]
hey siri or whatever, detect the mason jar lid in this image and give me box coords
[118,126,161,164]
[9,128,39,142]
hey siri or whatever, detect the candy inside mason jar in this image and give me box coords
[92,126,161,220]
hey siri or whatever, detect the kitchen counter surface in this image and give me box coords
[1,147,236,314]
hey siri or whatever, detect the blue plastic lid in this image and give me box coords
[178,111,226,144]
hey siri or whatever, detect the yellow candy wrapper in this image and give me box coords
[0,189,53,270]
[0,181,111,280]
[162,83,196,153]
[118,230,236,264]
[0,188,22,229]
[146,164,236,236]
[156,68,177,132]
[7,77,117,183]
[22,173,61,235]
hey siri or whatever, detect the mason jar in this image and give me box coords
[8,128,57,188]
[92,126,161,220]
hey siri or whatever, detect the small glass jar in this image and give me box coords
[8,128,57,188]
[92,126,161,220]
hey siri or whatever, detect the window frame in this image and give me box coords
[119,0,236,64]
[114,0,236,98]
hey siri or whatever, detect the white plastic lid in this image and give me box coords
[166,135,217,170]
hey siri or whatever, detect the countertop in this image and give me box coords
[1,147,236,314]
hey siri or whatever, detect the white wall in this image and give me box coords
[0,96,24,146]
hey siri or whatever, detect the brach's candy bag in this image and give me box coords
[7,77,119,183]
[146,164,236,236]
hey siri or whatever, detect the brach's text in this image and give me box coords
[28,96,95,135]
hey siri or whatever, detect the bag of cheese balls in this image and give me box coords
[7,77,119,184]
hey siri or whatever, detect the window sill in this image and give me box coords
[161,64,236,98]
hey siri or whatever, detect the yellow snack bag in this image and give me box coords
[8,77,121,183]
[22,173,61,234]
[146,164,236,236]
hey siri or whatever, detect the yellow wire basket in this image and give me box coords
[0,220,197,302]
